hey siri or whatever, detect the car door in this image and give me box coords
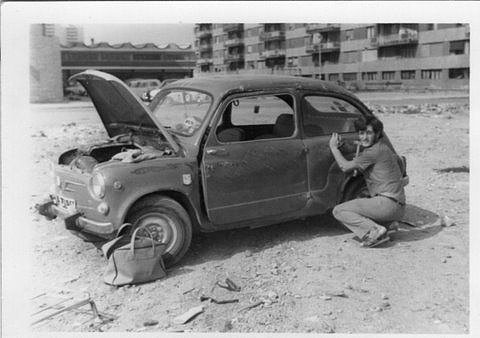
[301,93,365,213]
[201,92,309,225]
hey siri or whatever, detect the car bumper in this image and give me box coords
[36,199,115,237]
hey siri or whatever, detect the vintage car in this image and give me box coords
[37,70,408,266]
[64,80,87,96]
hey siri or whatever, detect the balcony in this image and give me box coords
[306,23,340,33]
[198,44,212,52]
[261,31,286,41]
[224,37,244,47]
[264,49,286,58]
[223,24,243,32]
[197,58,213,65]
[377,31,419,47]
[224,53,244,62]
[320,41,340,53]
[196,29,212,39]
[305,42,320,53]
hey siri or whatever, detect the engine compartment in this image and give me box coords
[58,133,175,173]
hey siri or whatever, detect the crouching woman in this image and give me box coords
[329,116,406,247]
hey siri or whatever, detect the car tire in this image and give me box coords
[342,178,369,202]
[126,195,192,267]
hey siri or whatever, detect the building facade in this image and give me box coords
[194,23,470,90]
[30,24,64,103]
[60,41,196,85]
[43,24,85,45]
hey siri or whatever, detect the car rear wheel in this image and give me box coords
[126,195,192,267]
[342,178,369,202]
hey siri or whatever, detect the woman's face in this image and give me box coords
[358,125,378,147]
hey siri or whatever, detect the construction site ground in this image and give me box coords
[26,91,470,333]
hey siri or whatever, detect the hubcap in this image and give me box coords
[135,212,179,253]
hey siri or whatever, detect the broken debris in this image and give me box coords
[325,291,348,298]
[216,278,241,292]
[143,320,159,327]
[239,301,264,312]
[173,305,204,325]
[200,295,239,305]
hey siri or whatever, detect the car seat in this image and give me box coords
[217,128,246,143]
[273,114,294,137]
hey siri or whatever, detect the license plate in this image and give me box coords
[52,194,76,213]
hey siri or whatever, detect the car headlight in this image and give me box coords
[90,172,106,199]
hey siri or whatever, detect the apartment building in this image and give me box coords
[42,24,85,45]
[194,23,470,90]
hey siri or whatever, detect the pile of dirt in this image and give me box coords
[368,103,469,116]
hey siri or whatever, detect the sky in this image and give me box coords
[82,24,195,46]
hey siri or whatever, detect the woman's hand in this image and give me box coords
[329,133,340,149]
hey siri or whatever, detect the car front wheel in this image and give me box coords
[126,195,192,267]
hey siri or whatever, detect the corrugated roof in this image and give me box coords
[60,42,193,51]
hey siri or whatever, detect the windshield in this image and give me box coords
[150,89,212,137]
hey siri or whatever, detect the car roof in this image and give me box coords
[168,75,357,99]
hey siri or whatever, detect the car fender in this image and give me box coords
[118,187,204,231]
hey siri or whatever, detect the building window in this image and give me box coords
[366,26,375,39]
[343,73,357,81]
[341,51,358,64]
[401,70,416,80]
[345,29,354,41]
[400,47,416,58]
[427,24,435,30]
[449,68,469,79]
[328,73,339,81]
[247,45,253,53]
[382,71,395,80]
[449,40,466,55]
[421,69,442,80]
[362,72,377,81]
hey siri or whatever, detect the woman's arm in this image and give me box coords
[329,133,359,172]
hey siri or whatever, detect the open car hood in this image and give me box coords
[70,70,179,153]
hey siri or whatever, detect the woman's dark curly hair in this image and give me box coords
[354,115,384,136]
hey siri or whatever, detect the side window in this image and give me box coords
[216,94,295,143]
[302,96,363,137]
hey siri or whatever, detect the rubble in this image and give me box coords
[143,320,159,326]
[173,305,204,325]
[29,98,469,333]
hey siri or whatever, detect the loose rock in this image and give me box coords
[143,320,159,327]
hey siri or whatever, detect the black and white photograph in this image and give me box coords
[1,1,479,336]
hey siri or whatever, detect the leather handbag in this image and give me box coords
[102,224,167,286]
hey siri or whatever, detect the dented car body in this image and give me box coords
[38,70,408,266]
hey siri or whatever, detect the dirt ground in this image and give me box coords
[28,93,469,333]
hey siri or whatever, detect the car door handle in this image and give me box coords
[206,148,228,156]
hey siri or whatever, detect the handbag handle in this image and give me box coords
[103,223,134,259]
[130,226,157,256]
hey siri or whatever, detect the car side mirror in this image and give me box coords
[254,105,260,114]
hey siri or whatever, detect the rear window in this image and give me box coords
[302,95,363,137]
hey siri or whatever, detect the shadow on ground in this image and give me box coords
[182,203,442,264]
[182,212,345,267]
[379,204,442,248]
